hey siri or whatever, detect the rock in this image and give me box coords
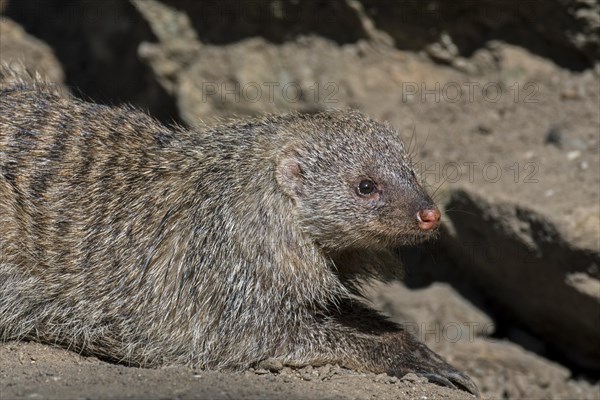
[361,0,599,67]
[133,0,367,124]
[401,373,427,384]
[545,126,564,147]
[438,187,600,369]
[425,32,459,64]
[367,281,494,354]
[474,124,493,135]
[451,339,599,400]
[253,369,269,375]
[0,18,65,85]
[3,0,178,123]
[258,358,284,373]
[373,373,395,384]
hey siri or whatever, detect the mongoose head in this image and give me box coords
[275,110,440,251]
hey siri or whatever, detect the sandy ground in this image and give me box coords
[1,342,475,400]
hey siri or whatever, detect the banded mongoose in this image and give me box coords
[0,67,478,395]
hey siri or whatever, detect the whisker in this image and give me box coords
[443,208,478,217]
[429,171,449,199]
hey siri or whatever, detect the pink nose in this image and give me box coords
[416,208,441,231]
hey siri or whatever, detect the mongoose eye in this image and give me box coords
[357,179,377,196]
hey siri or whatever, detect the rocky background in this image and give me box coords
[1,0,599,399]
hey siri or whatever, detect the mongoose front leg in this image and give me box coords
[282,300,479,396]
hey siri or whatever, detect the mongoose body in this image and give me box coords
[0,68,477,395]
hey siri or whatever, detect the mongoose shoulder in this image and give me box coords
[0,66,478,395]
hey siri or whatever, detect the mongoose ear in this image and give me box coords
[276,156,304,198]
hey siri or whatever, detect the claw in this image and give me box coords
[446,371,480,397]
[419,371,480,397]
[420,373,457,389]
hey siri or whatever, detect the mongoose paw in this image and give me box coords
[419,371,480,397]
